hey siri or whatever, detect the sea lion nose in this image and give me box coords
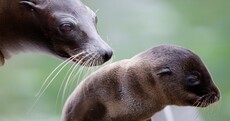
[102,49,113,62]
[210,85,221,102]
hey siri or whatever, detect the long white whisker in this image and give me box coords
[55,55,82,111]
[28,58,73,114]
[36,53,82,98]
[75,55,94,83]
[66,53,95,98]
[29,52,84,114]
[35,57,73,97]
[82,53,97,79]
[62,62,90,100]
[61,53,91,103]
[70,53,94,84]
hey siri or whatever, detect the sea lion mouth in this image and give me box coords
[193,93,220,107]
[57,50,105,66]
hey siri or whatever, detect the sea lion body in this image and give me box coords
[62,45,220,121]
[0,0,112,66]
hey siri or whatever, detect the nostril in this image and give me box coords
[102,50,113,62]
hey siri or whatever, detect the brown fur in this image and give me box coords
[62,45,220,121]
[0,0,112,66]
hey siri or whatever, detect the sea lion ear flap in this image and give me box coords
[156,67,172,75]
[19,1,43,12]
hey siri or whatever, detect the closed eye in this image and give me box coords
[187,71,201,86]
[187,76,200,86]
[156,67,172,76]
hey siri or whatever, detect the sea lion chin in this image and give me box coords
[62,44,220,121]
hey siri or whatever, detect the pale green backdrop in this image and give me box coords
[0,0,229,121]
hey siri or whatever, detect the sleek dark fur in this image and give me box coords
[62,45,220,121]
[0,0,112,66]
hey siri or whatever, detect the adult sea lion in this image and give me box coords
[62,44,220,121]
[0,0,113,66]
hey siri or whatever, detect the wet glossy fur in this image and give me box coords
[62,45,220,121]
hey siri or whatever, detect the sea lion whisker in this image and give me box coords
[45,62,78,111]
[35,53,81,98]
[35,52,82,97]
[39,52,83,97]
[57,58,81,106]
[197,101,202,107]
[56,51,88,106]
[66,54,95,96]
[210,97,214,105]
[61,54,91,102]
[197,95,208,107]
[79,55,95,76]
[193,94,209,107]
[71,59,93,98]
[71,53,96,83]
[81,61,93,79]
[199,100,206,107]
[192,95,207,106]
[65,52,95,93]
[202,95,212,107]
[28,53,83,114]
[206,95,213,104]
[82,54,98,78]
[59,52,88,104]
[95,8,100,14]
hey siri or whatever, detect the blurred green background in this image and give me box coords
[0,0,229,120]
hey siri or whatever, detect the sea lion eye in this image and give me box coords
[187,77,200,86]
[59,23,74,33]
[187,71,201,86]
[156,67,172,76]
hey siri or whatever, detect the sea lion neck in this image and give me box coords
[124,59,168,109]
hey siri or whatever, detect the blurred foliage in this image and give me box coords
[0,0,229,121]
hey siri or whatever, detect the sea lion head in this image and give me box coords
[134,45,220,107]
[19,0,113,66]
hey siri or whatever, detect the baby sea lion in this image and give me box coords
[62,44,220,121]
[0,0,112,66]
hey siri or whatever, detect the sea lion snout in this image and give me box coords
[199,83,221,107]
[87,37,113,64]
[193,88,220,107]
